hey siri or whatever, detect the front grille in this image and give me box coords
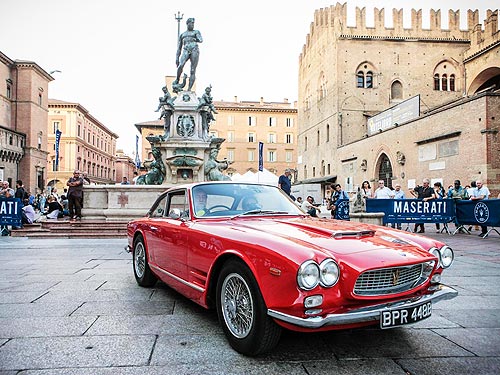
[354,264,424,296]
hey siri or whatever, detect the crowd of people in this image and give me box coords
[276,167,497,237]
[0,170,91,230]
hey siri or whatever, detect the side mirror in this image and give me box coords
[169,208,182,220]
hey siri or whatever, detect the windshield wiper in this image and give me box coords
[230,210,290,219]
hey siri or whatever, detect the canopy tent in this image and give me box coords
[230,169,278,185]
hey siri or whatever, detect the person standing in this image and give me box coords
[411,178,434,233]
[432,181,446,233]
[392,183,406,230]
[1,181,15,197]
[361,180,373,199]
[278,168,292,196]
[470,180,490,238]
[121,177,130,185]
[67,170,84,221]
[374,180,395,199]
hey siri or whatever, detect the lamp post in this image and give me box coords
[174,11,183,39]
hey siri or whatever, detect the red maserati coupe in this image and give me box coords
[127,182,457,356]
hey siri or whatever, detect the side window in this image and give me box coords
[151,196,168,217]
[168,191,188,218]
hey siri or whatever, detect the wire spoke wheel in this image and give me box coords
[134,241,146,278]
[221,272,254,338]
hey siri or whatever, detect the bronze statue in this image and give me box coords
[198,85,217,141]
[155,86,176,140]
[173,17,202,92]
[135,147,166,185]
[205,141,231,181]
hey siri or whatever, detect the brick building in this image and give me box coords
[298,4,500,198]
[135,96,297,179]
[48,99,118,189]
[0,51,53,194]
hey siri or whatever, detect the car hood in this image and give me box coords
[201,216,436,269]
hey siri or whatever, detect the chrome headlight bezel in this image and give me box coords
[439,245,454,268]
[422,260,436,279]
[429,247,442,267]
[319,259,340,287]
[297,260,320,290]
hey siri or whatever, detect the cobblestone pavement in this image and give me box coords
[0,225,499,374]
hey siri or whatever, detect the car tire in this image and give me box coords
[216,259,282,356]
[133,235,157,287]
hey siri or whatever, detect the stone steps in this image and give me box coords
[10,220,128,238]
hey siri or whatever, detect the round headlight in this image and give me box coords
[429,247,442,267]
[297,260,320,290]
[319,259,340,287]
[440,246,454,268]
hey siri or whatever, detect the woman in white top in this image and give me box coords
[361,180,372,199]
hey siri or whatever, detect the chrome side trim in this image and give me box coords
[150,264,205,293]
[267,284,457,329]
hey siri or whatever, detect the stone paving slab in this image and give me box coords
[0,335,156,370]
[396,357,500,375]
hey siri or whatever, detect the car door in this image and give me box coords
[146,190,190,281]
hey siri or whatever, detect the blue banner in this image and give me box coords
[135,135,141,168]
[455,200,500,227]
[258,142,263,172]
[55,129,62,170]
[0,197,22,226]
[335,199,350,220]
[366,199,455,224]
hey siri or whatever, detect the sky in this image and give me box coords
[0,0,496,156]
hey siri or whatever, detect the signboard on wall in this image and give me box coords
[367,95,420,136]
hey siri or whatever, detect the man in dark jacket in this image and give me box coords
[67,170,84,221]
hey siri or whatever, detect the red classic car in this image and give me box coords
[126,182,457,356]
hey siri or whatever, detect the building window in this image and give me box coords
[304,136,308,151]
[38,133,42,150]
[357,71,364,88]
[286,118,293,127]
[6,84,11,99]
[248,149,255,161]
[391,80,403,99]
[285,150,293,162]
[268,133,276,143]
[38,93,42,105]
[317,130,320,146]
[312,167,316,177]
[227,131,234,142]
[227,149,235,162]
[77,125,81,137]
[441,74,448,91]
[366,71,373,88]
[285,133,293,144]
[356,64,377,89]
[434,74,440,90]
[303,165,307,180]
[267,150,276,162]
[248,116,256,126]
[326,124,330,142]
[450,74,455,92]
[248,132,255,142]
[227,116,234,126]
[269,117,276,127]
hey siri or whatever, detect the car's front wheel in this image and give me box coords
[133,235,157,287]
[216,259,281,356]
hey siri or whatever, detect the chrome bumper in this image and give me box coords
[267,284,457,329]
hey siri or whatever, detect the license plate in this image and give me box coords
[380,301,432,329]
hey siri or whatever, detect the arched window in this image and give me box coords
[317,130,320,146]
[442,74,448,91]
[357,71,364,88]
[450,74,455,92]
[391,80,403,99]
[326,124,330,143]
[377,154,393,189]
[366,71,373,88]
[434,74,440,90]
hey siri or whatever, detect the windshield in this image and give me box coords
[191,183,304,218]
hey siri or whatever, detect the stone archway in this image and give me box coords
[376,153,393,189]
[467,67,500,94]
